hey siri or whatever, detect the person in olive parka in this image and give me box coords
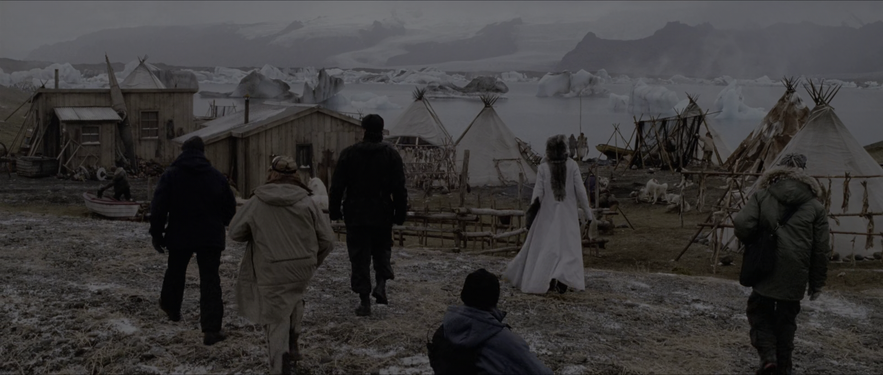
[329,114,408,317]
[734,153,829,375]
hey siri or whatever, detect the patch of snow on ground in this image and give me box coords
[108,318,139,335]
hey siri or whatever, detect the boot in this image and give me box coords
[756,362,777,375]
[158,298,181,322]
[203,330,227,346]
[372,279,388,305]
[289,330,303,362]
[355,294,371,317]
[556,281,568,294]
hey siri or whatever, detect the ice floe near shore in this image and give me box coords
[711,81,766,121]
[536,70,610,98]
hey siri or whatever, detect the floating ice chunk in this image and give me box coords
[712,81,766,121]
[349,92,402,110]
[608,93,629,113]
[259,64,290,82]
[0,68,11,87]
[628,80,680,116]
[537,70,608,98]
[8,63,84,88]
[536,71,571,97]
[500,71,533,82]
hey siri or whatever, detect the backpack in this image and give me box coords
[427,324,481,375]
[739,201,802,287]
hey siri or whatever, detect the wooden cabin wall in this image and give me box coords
[62,121,117,170]
[32,89,195,165]
[236,112,363,196]
[203,138,233,178]
[35,91,110,157]
[128,91,195,164]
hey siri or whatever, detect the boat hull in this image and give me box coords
[83,192,140,218]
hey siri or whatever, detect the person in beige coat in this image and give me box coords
[229,155,335,375]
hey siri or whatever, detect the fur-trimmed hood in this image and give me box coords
[545,135,569,162]
[757,165,823,205]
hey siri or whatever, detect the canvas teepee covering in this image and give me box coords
[715,83,883,257]
[120,57,166,89]
[724,78,810,173]
[455,96,537,186]
[767,83,883,256]
[386,88,453,147]
[682,99,732,163]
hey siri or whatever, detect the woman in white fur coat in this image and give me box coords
[504,134,593,294]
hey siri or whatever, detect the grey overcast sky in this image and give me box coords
[1,1,882,59]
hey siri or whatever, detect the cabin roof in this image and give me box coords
[54,107,121,122]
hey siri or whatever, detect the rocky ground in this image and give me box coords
[2,169,883,374]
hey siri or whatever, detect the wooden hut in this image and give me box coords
[19,87,197,170]
[173,103,364,196]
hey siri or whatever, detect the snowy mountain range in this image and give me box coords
[558,21,883,78]
[24,18,883,78]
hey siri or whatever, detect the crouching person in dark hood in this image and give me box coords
[149,136,237,346]
[97,167,131,200]
[427,269,553,375]
[734,153,829,375]
[229,155,335,375]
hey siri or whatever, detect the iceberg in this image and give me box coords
[200,70,294,99]
[302,69,345,104]
[425,76,509,98]
[536,70,608,98]
[627,80,680,116]
[259,64,290,82]
[607,93,629,113]
[7,63,84,88]
[711,81,766,121]
[349,92,402,110]
[0,68,11,87]
[500,71,534,82]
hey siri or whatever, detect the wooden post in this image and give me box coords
[54,69,59,89]
[517,172,524,210]
[459,150,470,207]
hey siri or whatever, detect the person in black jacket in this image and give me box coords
[149,136,237,345]
[329,114,407,317]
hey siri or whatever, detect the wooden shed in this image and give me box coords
[173,104,365,195]
[19,88,197,170]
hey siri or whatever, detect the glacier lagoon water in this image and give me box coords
[195,82,883,158]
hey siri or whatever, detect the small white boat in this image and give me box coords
[82,192,140,218]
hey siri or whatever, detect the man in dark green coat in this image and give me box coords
[734,154,829,375]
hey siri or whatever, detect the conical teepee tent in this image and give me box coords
[386,88,452,147]
[455,96,537,186]
[724,77,810,173]
[682,98,732,164]
[713,82,883,258]
[120,56,166,89]
[766,82,883,256]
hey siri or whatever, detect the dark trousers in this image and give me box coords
[746,291,801,371]
[346,226,394,295]
[160,248,224,332]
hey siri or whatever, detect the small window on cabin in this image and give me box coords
[296,144,313,171]
[141,111,159,138]
[82,126,100,144]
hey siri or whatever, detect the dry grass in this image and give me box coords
[1,168,883,374]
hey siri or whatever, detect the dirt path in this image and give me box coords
[2,210,882,374]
